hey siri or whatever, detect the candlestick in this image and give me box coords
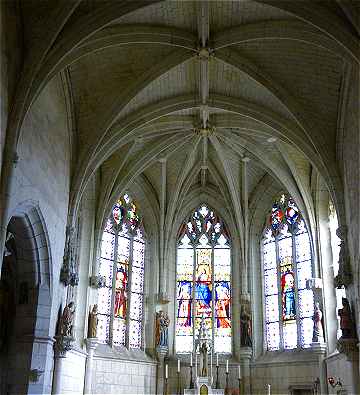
[177,359,180,373]
[224,371,230,395]
[226,359,229,373]
[176,371,181,395]
[189,363,194,389]
[165,364,168,379]
[238,377,242,395]
[267,384,271,395]
[215,365,220,388]
[216,353,219,367]
[163,377,168,395]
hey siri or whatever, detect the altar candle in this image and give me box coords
[267,384,271,395]
[177,359,180,372]
[216,353,219,367]
[226,360,229,373]
[190,353,193,367]
[238,364,241,379]
[165,364,168,379]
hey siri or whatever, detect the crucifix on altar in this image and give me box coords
[184,315,224,395]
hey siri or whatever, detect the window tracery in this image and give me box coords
[263,194,314,350]
[176,205,232,354]
[97,194,145,348]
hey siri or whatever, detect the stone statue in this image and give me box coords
[312,302,324,342]
[199,341,209,377]
[87,304,98,338]
[334,227,352,288]
[155,310,170,348]
[59,302,75,337]
[240,302,252,347]
[338,297,355,339]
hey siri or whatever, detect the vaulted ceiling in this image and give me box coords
[14,0,360,233]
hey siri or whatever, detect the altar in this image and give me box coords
[183,377,224,395]
[183,317,225,395]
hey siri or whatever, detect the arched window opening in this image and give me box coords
[176,205,232,354]
[328,200,346,339]
[97,194,145,349]
[262,194,314,351]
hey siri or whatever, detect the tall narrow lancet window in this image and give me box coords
[97,194,145,349]
[176,205,231,354]
[262,194,314,351]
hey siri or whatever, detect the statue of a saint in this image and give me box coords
[312,302,324,342]
[87,304,98,338]
[199,341,209,377]
[155,310,170,348]
[60,302,75,337]
[338,297,354,339]
[240,302,252,347]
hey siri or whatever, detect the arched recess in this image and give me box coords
[0,202,52,395]
[248,175,317,357]
[168,190,243,358]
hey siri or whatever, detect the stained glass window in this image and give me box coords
[262,194,314,350]
[176,205,231,354]
[97,194,145,349]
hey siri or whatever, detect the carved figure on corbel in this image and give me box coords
[89,275,106,288]
[334,227,352,288]
[54,302,75,357]
[60,225,79,286]
[337,297,358,359]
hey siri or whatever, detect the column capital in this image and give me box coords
[85,338,99,352]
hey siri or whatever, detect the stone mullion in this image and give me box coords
[109,230,119,346]
[276,236,284,350]
[211,246,215,352]
[192,245,197,358]
[292,232,301,348]
[125,235,134,349]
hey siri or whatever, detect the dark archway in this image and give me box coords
[0,204,52,394]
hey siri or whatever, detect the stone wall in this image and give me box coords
[91,354,157,394]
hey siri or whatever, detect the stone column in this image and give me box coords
[311,343,327,394]
[84,338,99,394]
[239,347,252,395]
[156,346,168,395]
[52,335,73,395]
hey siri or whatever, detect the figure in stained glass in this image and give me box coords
[176,204,232,354]
[215,282,231,328]
[177,281,192,327]
[114,265,127,318]
[263,194,314,350]
[281,271,296,320]
[195,263,212,313]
